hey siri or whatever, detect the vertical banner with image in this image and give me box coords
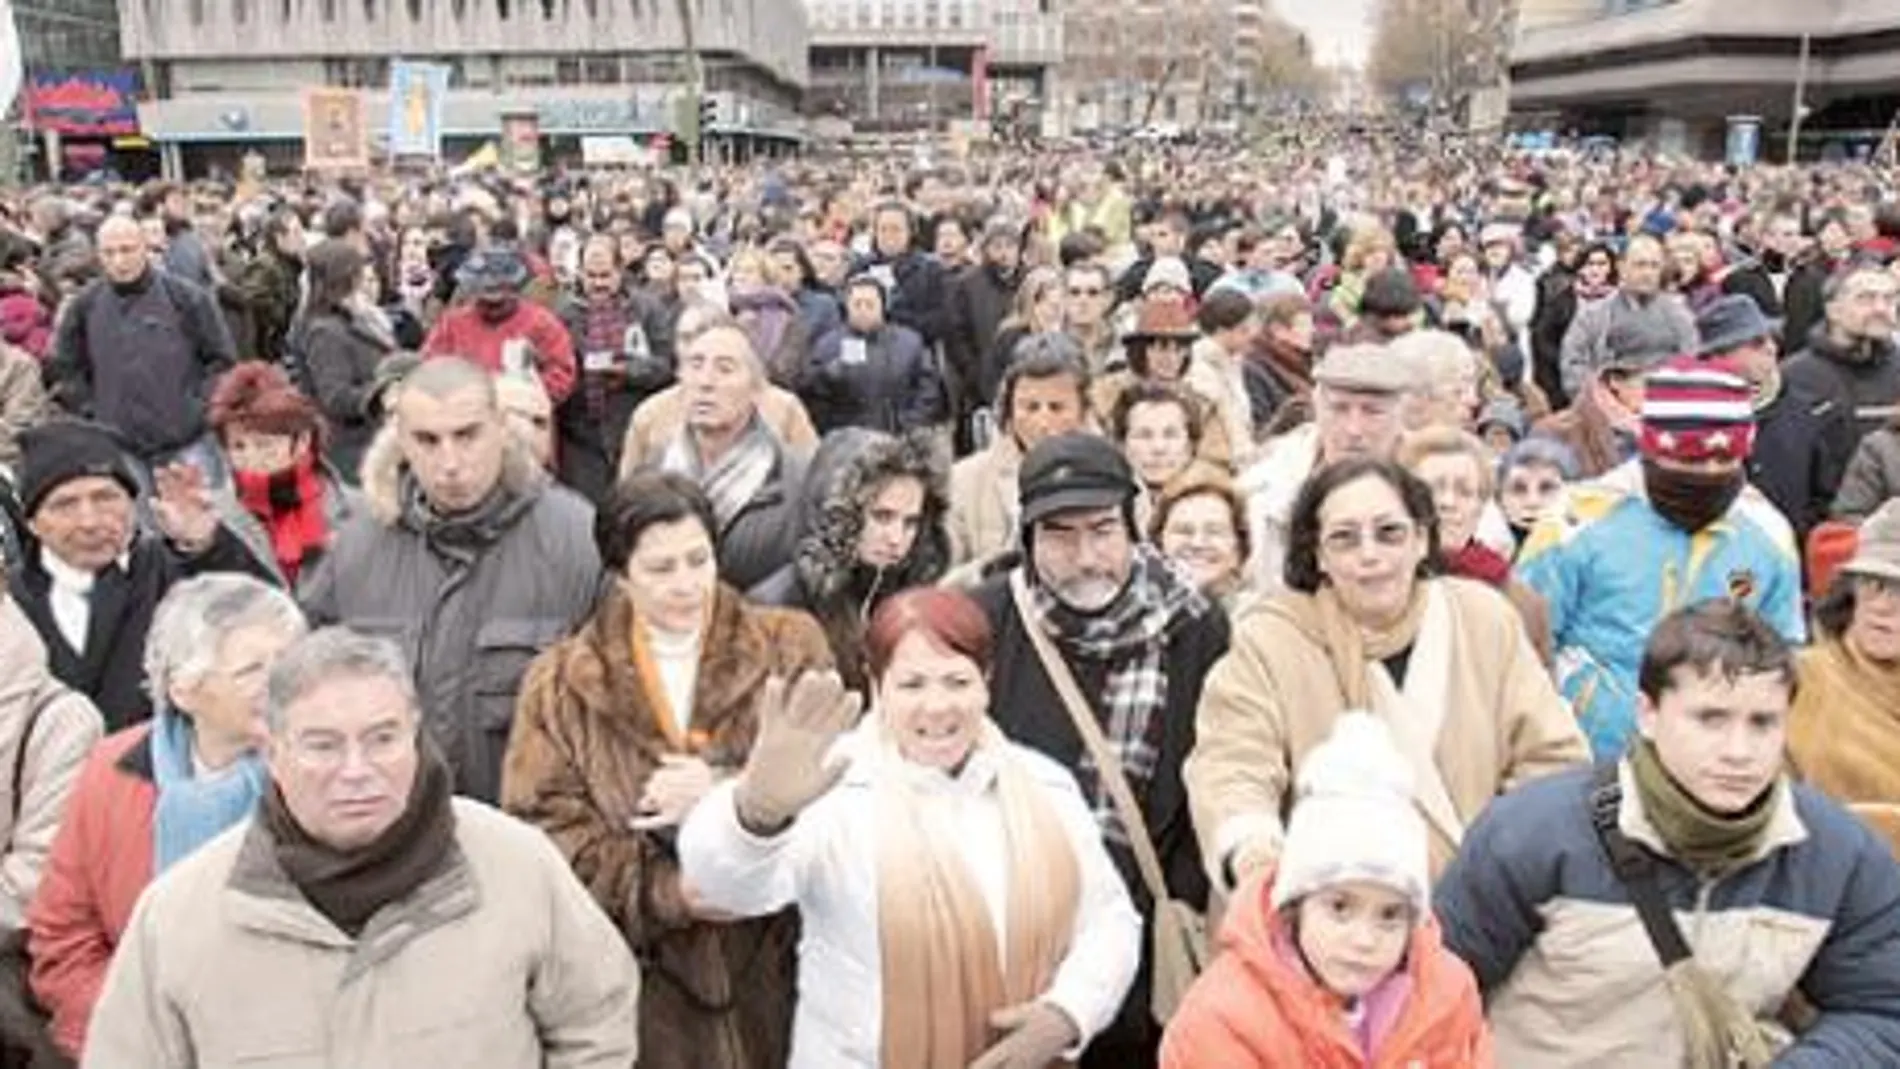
[388,60,449,159]
[500,110,541,174]
[303,87,368,171]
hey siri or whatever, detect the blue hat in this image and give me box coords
[1696,294,1779,356]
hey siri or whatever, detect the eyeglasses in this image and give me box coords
[286,725,412,773]
[1319,519,1416,555]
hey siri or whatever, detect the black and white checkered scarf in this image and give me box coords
[1032,544,1210,846]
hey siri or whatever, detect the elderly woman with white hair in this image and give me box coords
[26,574,305,1062]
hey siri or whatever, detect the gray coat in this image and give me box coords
[298,428,601,804]
[1558,290,1696,401]
[1834,425,1900,522]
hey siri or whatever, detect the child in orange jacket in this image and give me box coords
[1160,714,1494,1069]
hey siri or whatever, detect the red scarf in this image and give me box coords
[234,455,329,586]
[1442,541,1512,588]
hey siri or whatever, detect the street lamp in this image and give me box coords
[1787,31,1812,164]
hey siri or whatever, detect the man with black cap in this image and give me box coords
[421,244,577,405]
[1697,293,1843,542]
[970,431,1228,1069]
[9,421,271,731]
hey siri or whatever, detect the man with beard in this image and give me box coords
[421,245,577,405]
[945,219,1023,450]
[1520,357,1803,761]
[970,432,1227,1069]
[555,236,677,501]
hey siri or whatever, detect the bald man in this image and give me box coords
[47,215,237,469]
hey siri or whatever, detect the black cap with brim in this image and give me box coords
[1021,484,1131,527]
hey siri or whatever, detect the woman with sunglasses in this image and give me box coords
[1185,457,1588,897]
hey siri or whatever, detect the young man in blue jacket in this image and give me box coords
[1436,599,1900,1068]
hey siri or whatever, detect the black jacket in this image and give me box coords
[944,264,1018,408]
[47,270,238,459]
[300,310,397,485]
[859,251,949,348]
[1529,268,1579,409]
[1749,380,1847,543]
[1784,327,1900,465]
[969,572,1228,1058]
[12,527,272,731]
[800,322,944,436]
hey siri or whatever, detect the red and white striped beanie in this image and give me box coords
[1639,356,1756,463]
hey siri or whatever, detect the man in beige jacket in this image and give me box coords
[84,628,639,1069]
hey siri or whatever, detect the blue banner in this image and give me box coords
[1726,116,1761,167]
[388,61,449,159]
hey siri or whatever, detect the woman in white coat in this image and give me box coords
[678,587,1141,1069]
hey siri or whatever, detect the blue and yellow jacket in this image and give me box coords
[1518,462,1804,759]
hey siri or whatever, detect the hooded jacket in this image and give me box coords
[747,429,950,691]
[1160,874,1493,1068]
[298,424,601,804]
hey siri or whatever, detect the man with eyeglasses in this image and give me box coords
[1240,343,1420,595]
[970,432,1227,1069]
[553,235,676,502]
[1784,263,1900,464]
[1520,357,1803,760]
[84,627,641,1068]
[1062,263,1119,373]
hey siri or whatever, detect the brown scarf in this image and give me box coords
[261,735,457,937]
[1790,638,1900,806]
[1269,581,1430,709]
[876,724,1080,1069]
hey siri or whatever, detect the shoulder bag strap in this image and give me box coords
[5,689,55,853]
[1009,571,1173,905]
[1588,761,1692,967]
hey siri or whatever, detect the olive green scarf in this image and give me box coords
[1629,736,1779,877]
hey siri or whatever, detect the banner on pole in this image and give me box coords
[500,110,541,174]
[304,88,367,170]
[388,61,449,159]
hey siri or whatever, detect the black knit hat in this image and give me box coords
[17,421,141,518]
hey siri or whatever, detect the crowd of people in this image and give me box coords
[0,130,1891,1067]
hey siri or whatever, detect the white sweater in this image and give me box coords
[678,728,1142,1068]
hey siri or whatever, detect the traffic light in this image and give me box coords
[699,97,717,133]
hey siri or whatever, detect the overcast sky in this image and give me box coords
[1273,0,1374,67]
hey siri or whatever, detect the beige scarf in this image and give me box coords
[876,721,1081,1069]
[1267,580,1470,859]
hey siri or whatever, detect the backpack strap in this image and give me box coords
[1589,761,1693,967]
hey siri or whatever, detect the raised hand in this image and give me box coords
[151,462,219,552]
[733,671,862,836]
[966,1002,1079,1069]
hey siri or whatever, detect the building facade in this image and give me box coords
[1509,0,1900,159]
[804,0,1062,137]
[1060,0,1231,133]
[119,0,811,176]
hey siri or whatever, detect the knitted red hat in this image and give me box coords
[1638,355,1755,463]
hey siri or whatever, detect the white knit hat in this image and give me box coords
[1270,713,1430,920]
